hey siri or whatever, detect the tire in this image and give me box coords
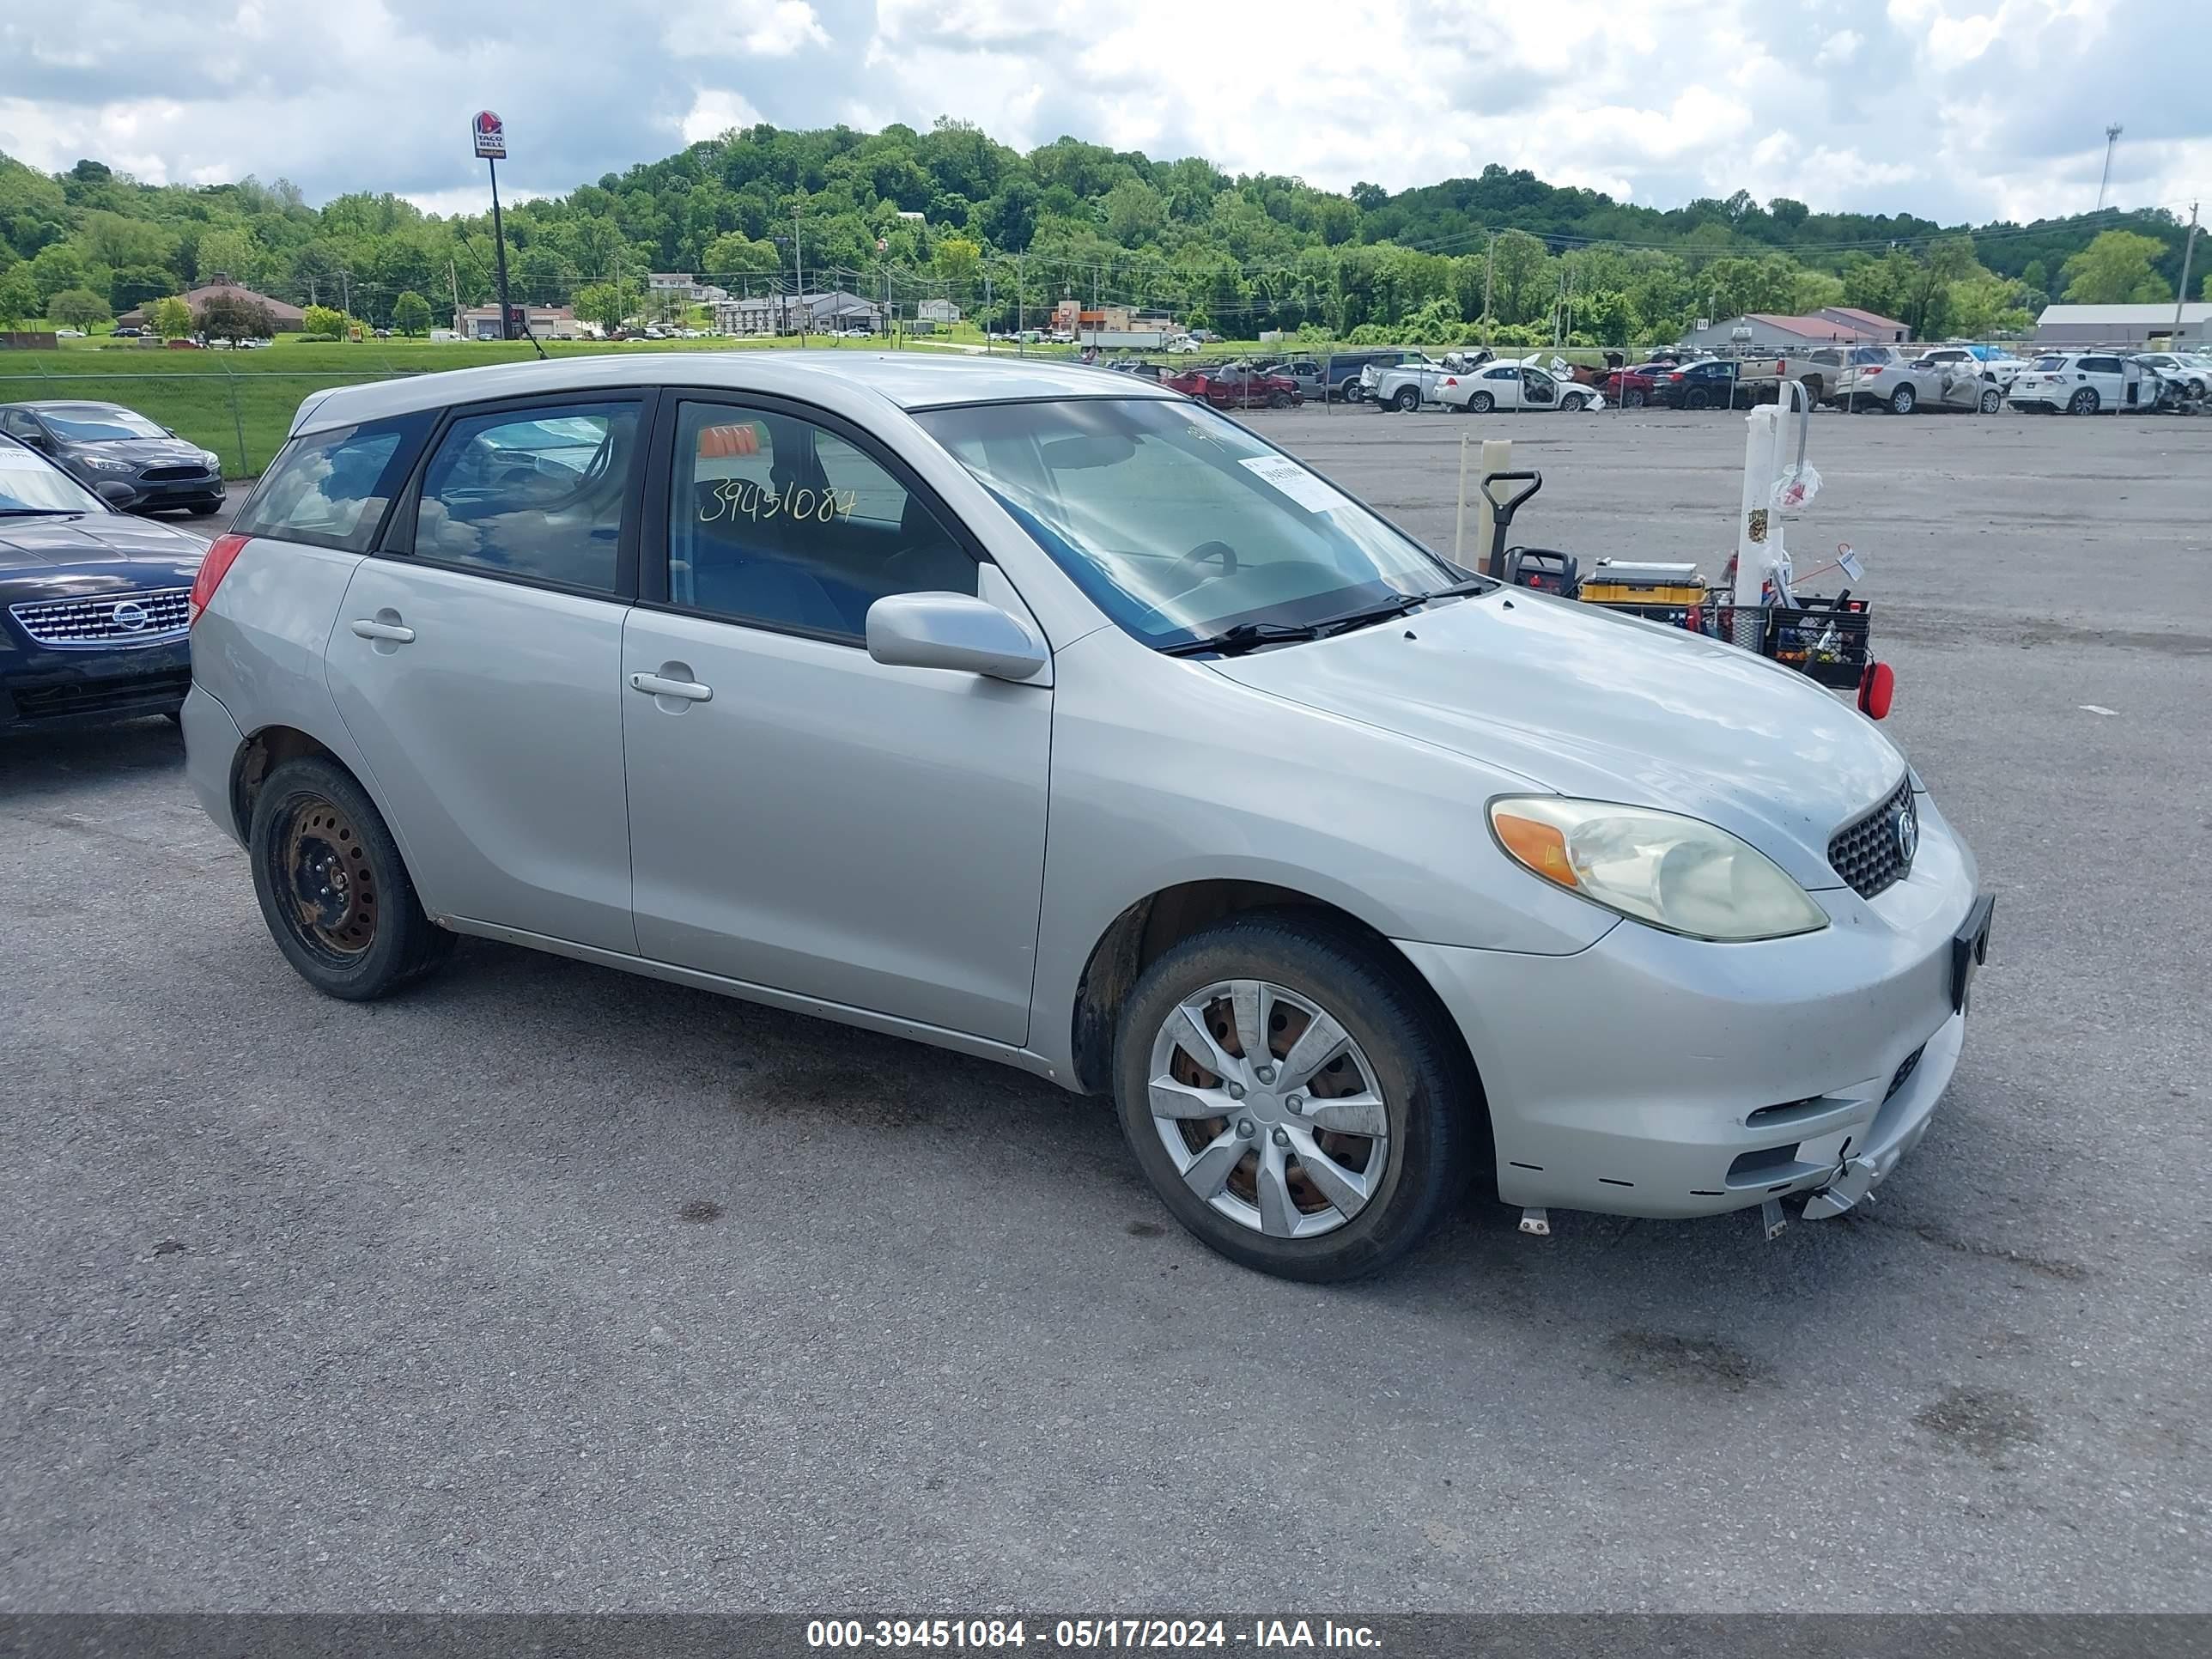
[1800,375,1823,404]
[1560,392,1585,411]
[1979,387,2002,414]
[1114,909,1475,1282]
[1468,391,1494,414]
[1267,391,1291,409]
[248,756,454,1001]
[1684,387,1711,410]
[1622,387,1645,410]
[1340,380,1364,404]
[1889,385,1916,414]
[186,500,223,517]
[1392,386,1420,412]
[2069,387,2100,415]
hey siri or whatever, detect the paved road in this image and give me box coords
[3,410,2207,1612]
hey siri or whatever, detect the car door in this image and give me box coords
[1521,368,1559,410]
[2079,355,2125,409]
[324,393,648,954]
[619,394,1052,1044]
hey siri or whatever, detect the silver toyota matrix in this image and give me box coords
[182,354,1991,1280]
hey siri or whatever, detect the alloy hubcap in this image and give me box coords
[1146,979,1389,1239]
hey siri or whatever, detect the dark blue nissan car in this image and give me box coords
[0,434,205,733]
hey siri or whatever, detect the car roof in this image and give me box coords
[18,400,128,415]
[289,349,1176,439]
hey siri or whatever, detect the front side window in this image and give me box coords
[413,402,638,593]
[234,413,430,551]
[915,396,1460,650]
[665,400,975,643]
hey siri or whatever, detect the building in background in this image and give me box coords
[713,290,885,336]
[453,303,585,340]
[2034,302,2209,348]
[917,298,963,324]
[115,276,306,332]
[1678,308,1911,352]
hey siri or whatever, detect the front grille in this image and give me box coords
[9,587,192,648]
[141,465,210,483]
[1827,775,1915,899]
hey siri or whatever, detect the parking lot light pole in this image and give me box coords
[2173,202,2200,343]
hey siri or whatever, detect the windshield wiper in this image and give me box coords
[1159,593,1428,658]
[0,507,82,518]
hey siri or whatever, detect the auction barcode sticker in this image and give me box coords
[1238,453,1352,515]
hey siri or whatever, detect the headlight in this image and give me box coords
[83,455,134,472]
[198,450,222,470]
[1489,797,1828,941]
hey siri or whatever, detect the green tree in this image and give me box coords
[0,268,37,330]
[1102,179,1166,246]
[391,289,433,336]
[933,234,981,289]
[149,295,194,341]
[48,287,111,331]
[27,242,89,306]
[572,280,632,336]
[702,231,781,276]
[2060,230,2172,304]
[1486,229,1553,325]
[301,302,346,337]
[197,290,277,344]
[109,263,173,313]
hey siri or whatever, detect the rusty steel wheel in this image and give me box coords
[273,793,378,962]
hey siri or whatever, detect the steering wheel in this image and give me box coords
[1172,539,1239,585]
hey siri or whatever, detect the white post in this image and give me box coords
[1735,407,1782,649]
[1455,434,1470,564]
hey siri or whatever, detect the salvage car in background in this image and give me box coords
[2130,351,2208,399]
[1836,349,2003,414]
[1369,350,1493,411]
[184,352,1988,1282]
[0,400,227,516]
[1436,359,1601,413]
[2005,351,2160,415]
[0,433,204,732]
[1164,363,1303,408]
[1649,358,1742,410]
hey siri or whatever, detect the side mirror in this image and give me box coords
[866,592,1049,683]
[94,480,136,507]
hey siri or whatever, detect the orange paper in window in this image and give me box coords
[696,422,762,459]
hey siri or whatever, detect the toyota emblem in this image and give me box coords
[1892,798,1918,866]
[111,599,149,632]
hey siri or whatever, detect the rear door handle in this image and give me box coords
[349,618,415,643]
[629,671,713,702]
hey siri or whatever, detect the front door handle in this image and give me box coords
[349,618,415,643]
[629,671,713,703]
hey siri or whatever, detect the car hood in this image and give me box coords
[67,436,210,465]
[1208,589,1904,890]
[0,513,206,580]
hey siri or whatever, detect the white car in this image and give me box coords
[1437,359,1603,413]
[2007,351,2161,415]
[1164,336,1203,354]
[54,327,86,339]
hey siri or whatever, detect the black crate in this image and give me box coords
[1579,594,1872,687]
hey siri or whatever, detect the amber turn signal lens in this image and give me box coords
[1492,810,1578,888]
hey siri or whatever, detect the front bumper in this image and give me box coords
[1398,791,1985,1222]
[0,635,193,732]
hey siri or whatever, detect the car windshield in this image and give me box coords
[915,396,1469,649]
[0,441,102,513]
[37,404,168,441]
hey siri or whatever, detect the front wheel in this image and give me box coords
[1392,386,1420,412]
[1560,392,1586,411]
[1622,387,1646,409]
[1114,911,1475,1281]
[2069,387,2100,415]
[1268,391,1291,409]
[249,756,453,1000]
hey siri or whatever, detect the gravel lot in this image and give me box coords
[3,408,2208,1613]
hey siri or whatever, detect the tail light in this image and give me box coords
[189,532,248,626]
[1442,377,1457,387]
[1668,372,1684,382]
[1862,366,1884,377]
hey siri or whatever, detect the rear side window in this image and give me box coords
[234,412,430,552]
[411,401,640,594]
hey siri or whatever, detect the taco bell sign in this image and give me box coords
[471,111,507,160]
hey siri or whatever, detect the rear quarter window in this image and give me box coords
[234,411,434,552]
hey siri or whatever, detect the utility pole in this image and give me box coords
[1481,230,1496,344]
[2175,200,2201,342]
[338,268,350,325]
[2096,124,2123,211]
[793,204,805,345]
[449,260,459,331]
[983,264,993,354]
[1016,252,1025,356]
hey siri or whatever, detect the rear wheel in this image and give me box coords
[1890,385,1917,414]
[249,757,453,1000]
[1685,387,1711,410]
[2069,387,2100,415]
[1339,379,1363,404]
[1114,911,1474,1282]
[1468,391,1495,414]
[1979,387,2002,414]
[1392,386,1420,412]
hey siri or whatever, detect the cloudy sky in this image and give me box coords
[2,0,2204,227]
